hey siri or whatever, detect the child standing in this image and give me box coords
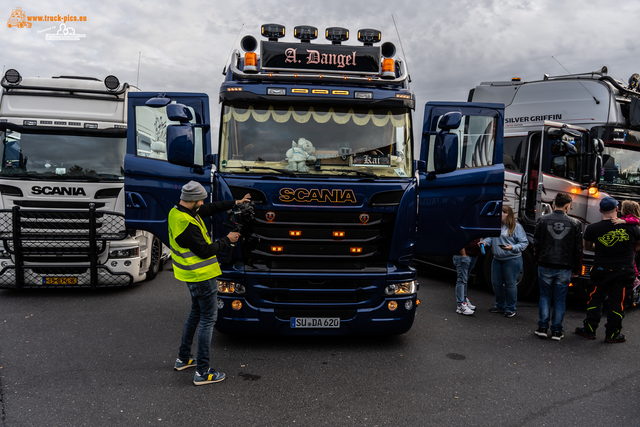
[613,200,640,305]
[453,238,481,315]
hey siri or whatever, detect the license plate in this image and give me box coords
[43,277,78,285]
[290,317,340,328]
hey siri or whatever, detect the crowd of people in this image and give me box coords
[454,192,640,344]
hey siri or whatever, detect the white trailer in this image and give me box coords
[469,67,640,297]
[0,69,168,289]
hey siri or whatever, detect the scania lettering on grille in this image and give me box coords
[279,188,356,203]
[31,186,87,196]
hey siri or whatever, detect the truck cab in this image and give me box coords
[124,24,505,335]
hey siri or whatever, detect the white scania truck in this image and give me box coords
[0,69,167,289]
[469,66,640,298]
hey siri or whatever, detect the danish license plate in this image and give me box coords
[43,277,78,285]
[290,317,340,328]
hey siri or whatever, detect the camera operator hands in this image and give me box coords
[227,232,241,243]
[236,193,251,204]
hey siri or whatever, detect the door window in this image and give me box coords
[426,115,497,172]
[134,104,203,165]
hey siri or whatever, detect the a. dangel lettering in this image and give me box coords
[279,188,357,203]
[31,186,87,196]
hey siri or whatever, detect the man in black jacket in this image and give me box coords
[533,192,582,341]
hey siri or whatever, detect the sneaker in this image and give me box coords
[604,333,626,344]
[456,303,474,316]
[489,307,505,313]
[574,327,596,340]
[174,357,196,371]
[535,327,548,338]
[465,298,476,310]
[193,368,226,386]
[551,331,564,341]
[504,311,516,318]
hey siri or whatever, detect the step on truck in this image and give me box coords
[468,66,640,297]
[0,69,168,289]
[125,24,506,335]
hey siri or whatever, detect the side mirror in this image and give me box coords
[593,138,605,153]
[166,125,195,167]
[433,131,458,174]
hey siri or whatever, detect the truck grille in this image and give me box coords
[245,210,395,271]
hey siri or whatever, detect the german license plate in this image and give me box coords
[43,277,78,285]
[290,317,340,328]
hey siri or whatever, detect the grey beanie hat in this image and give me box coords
[181,181,208,202]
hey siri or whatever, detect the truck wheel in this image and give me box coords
[145,237,162,281]
[482,248,537,299]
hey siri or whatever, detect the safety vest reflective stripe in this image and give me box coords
[170,244,196,259]
[173,256,219,271]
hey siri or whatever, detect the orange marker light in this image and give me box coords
[244,52,257,68]
[333,231,345,238]
[570,188,580,194]
[382,58,395,78]
[588,186,598,196]
[350,247,362,254]
[271,246,284,253]
[289,230,302,237]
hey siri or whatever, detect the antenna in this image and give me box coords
[224,24,245,75]
[552,56,600,104]
[136,52,141,87]
[391,15,410,82]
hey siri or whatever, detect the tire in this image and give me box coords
[482,247,537,299]
[145,236,162,281]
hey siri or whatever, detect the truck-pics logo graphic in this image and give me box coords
[7,7,87,40]
[45,23,85,41]
[6,7,31,28]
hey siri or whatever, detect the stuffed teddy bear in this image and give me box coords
[285,138,316,172]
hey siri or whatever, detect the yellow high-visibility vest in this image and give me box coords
[168,207,222,282]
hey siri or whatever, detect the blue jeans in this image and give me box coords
[178,279,218,374]
[491,257,522,313]
[537,267,571,332]
[453,255,477,305]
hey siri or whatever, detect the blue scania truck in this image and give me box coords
[124,24,505,335]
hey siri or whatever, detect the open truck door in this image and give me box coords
[416,102,505,256]
[124,92,211,245]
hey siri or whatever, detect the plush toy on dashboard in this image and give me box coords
[285,138,317,172]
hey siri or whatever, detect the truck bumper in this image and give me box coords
[215,294,418,336]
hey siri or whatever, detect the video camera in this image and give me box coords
[224,201,255,234]
[223,201,256,264]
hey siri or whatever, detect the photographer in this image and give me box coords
[169,180,250,386]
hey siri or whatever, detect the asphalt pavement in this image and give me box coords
[1,264,639,427]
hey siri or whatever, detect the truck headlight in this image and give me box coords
[109,248,139,258]
[385,280,417,295]
[218,280,246,295]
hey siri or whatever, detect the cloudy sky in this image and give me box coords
[4,0,640,143]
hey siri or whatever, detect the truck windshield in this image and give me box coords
[0,129,125,180]
[219,102,413,178]
[594,127,640,186]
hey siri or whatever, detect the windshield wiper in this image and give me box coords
[324,168,379,179]
[226,165,298,177]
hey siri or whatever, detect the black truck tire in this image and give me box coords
[145,236,162,281]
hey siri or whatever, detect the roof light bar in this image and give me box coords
[357,29,381,46]
[104,75,120,91]
[294,25,318,43]
[4,69,21,85]
[325,27,349,44]
[262,23,285,41]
